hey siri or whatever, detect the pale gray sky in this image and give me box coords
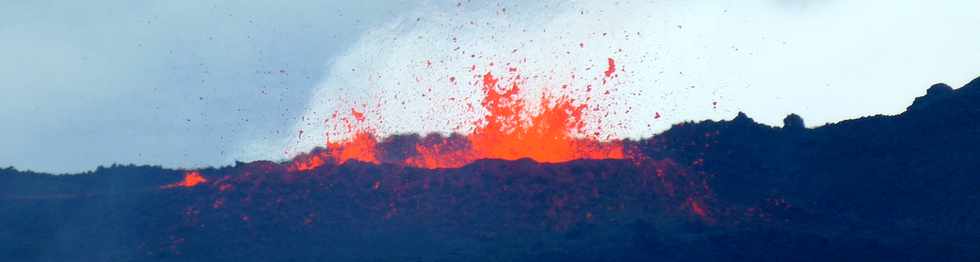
[1,0,412,173]
[2,0,979,173]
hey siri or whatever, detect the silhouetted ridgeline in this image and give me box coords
[2,76,979,261]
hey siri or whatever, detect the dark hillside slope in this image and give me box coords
[2,76,978,261]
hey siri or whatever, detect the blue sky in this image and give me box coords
[2,0,979,173]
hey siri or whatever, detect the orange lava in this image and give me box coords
[288,131,379,172]
[163,171,208,188]
[604,58,616,78]
[405,72,624,168]
[326,132,379,164]
[290,67,625,170]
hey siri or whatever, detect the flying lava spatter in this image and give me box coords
[162,57,719,229]
[288,58,627,171]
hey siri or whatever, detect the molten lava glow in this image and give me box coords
[289,153,326,172]
[604,58,616,78]
[288,132,379,172]
[326,132,380,164]
[689,197,709,218]
[163,171,207,188]
[406,72,624,168]
[290,67,626,170]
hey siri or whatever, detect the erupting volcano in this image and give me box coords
[290,58,628,171]
[5,77,980,261]
[5,1,980,261]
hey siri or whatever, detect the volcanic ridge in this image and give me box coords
[2,76,980,261]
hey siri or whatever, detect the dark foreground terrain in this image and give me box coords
[2,77,979,261]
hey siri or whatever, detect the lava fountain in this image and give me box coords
[289,58,627,171]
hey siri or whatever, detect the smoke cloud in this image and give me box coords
[246,0,979,162]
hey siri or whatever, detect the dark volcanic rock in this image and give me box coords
[2,77,980,261]
[782,113,805,130]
